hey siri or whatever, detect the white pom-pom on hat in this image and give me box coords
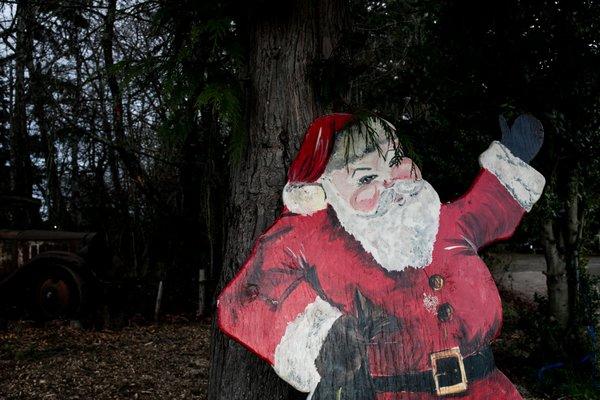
[282,182,327,216]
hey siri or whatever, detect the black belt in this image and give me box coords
[372,346,495,396]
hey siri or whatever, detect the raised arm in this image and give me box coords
[448,115,546,250]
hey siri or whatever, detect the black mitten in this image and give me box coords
[312,315,375,400]
[499,114,544,164]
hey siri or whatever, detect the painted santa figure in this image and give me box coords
[218,113,546,400]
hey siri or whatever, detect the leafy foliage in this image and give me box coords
[196,82,244,162]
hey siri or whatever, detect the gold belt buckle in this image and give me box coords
[430,347,468,396]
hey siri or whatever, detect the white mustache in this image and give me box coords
[371,179,424,217]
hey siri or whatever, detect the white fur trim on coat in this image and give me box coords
[283,183,327,216]
[479,141,546,212]
[273,297,342,393]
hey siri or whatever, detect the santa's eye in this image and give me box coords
[358,174,377,186]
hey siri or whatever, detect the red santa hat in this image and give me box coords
[283,113,354,215]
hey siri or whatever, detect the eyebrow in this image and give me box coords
[352,167,372,177]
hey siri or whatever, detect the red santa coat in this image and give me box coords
[218,142,545,399]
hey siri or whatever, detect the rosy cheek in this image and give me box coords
[391,157,422,180]
[350,185,380,212]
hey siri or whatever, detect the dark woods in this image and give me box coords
[1,0,236,318]
[1,1,600,391]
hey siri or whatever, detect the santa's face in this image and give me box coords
[320,142,422,216]
[319,134,441,272]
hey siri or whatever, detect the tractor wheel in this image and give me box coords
[31,264,85,320]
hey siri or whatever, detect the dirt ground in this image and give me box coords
[0,319,210,400]
[0,318,549,400]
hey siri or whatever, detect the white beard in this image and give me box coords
[321,179,441,272]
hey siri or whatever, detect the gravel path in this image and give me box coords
[490,253,600,301]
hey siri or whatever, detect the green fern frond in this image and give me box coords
[196,82,245,164]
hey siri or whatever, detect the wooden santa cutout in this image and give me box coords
[218,113,545,399]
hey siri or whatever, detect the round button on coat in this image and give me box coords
[429,274,445,291]
[437,303,454,322]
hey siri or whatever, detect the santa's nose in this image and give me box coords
[384,157,421,188]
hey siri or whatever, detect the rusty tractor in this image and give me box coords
[0,197,107,321]
[0,230,107,320]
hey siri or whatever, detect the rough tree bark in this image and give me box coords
[208,1,348,399]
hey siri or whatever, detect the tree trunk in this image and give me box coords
[208,1,348,399]
[69,29,85,229]
[98,79,125,212]
[10,0,34,200]
[542,217,569,328]
[542,168,582,330]
[98,2,127,215]
[563,171,581,326]
[29,59,62,228]
[102,0,145,192]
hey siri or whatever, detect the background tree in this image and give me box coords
[208,2,351,399]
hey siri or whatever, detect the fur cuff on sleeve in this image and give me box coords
[273,297,341,393]
[283,183,327,216]
[479,141,546,212]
